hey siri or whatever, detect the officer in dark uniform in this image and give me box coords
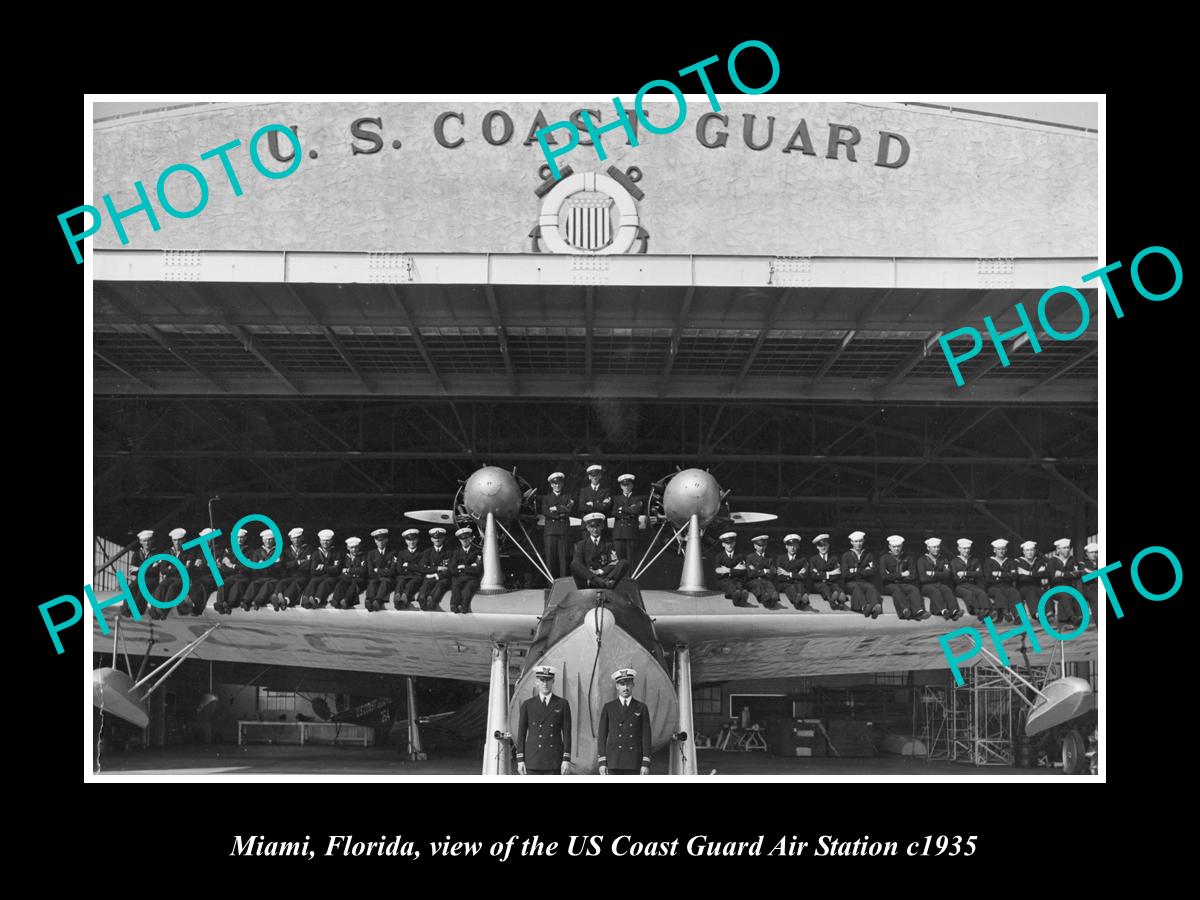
[918,538,961,620]
[214,528,254,615]
[418,527,452,611]
[984,539,1021,623]
[597,668,652,775]
[571,513,628,589]
[391,528,424,610]
[274,527,311,610]
[334,536,368,609]
[245,528,284,611]
[713,532,749,607]
[1049,538,1084,625]
[611,473,643,565]
[1016,540,1052,620]
[881,535,926,620]
[150,527,194,620]
[773,534,814,611]
[842,530,882,619]
[808,534,848,610]
[950,538,990,619]
[515,665,573,775]
[578,463,612,522]
[301,529,342,609]
[541,473,574,579]
[745,535,782,609]
[449,527,483,613]
[365,528,396,611]
[1080,542,1099,618]
[124,529,160,617]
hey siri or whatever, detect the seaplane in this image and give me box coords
[92,464,1098,774]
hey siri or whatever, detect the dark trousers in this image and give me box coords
[813,581,847,608]
[365,577,394,608]
[450,575,480,612]
[544,535,570,578]
[246,578,281,609]
[1080,583,1097,617]
[393,576,423,609]
[922,583,958,617]
[747,578,780,606]
[419,577,451,610]
[987,585,1021,614]
[780,583,812,609]
[573,560,630,590]
[1057,586,1086,623]
[607,769,642,775]
[845,579,881,614]
[217,575,251,612]
[613,538,636,566]
[886,584,924,618]
[150,577,188,619]
[277,576,307,607]
[717,577,748,606]
[301,576,339,608]
[957,584,991,615]
[526,768,561,775]
[1018,585,1046,618]
[333,578,364,608]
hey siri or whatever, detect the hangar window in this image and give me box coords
[694,686,722,715]
[258,689,296,713]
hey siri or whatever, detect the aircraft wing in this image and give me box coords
[90,589,1095,684]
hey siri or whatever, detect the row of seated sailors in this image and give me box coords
[711,532,1098,626]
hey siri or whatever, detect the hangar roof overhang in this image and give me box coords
[93,250,1098,403]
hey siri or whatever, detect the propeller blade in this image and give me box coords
[404,509,457,524]
[729,511,779,524]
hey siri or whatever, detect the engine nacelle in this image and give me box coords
[462,466,523,524]
[661,468,722,529]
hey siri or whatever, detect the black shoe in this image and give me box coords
[871,605,882,619]
[916,610,931,621]
[898,609,910,620]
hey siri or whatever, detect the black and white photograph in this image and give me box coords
[83,95,1100,781]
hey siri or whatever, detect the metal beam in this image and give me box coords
[1041,462,1097,508]
[181,285,301,393]
[585,286,594,391]
[94,350,155,391]
[284,285,373,392]
[658,285,695,391]
[878,331,944,394]
[734,289,793,392]
[483,285,518,395]
[811,289,897,384]
[99,290,226,391]
[1021,345,1098,396]
[385,285,445,393]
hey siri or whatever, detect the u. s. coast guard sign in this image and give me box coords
[534,167,647,254]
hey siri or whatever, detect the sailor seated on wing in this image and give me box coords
[713,532,750,607]
[774,534,815,611]
[571,513,628,590]
[745,535,782,609]
[808,534,849,610]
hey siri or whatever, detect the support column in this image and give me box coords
[481,511,504,591]
[677,513,706,593]
[482,642,512,775]
[670,643,698,775]
[406,676,426,761]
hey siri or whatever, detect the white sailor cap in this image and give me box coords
[533,665,557,679]
[586,464,603,474]
[925,537,941,547]
[136,529,154,541]
[1084,542,1099,552]
[429,527,447,536]
[455,527,473,538]
[618,473,635,483]
[991,538,1009,549]
[345,536,361,547]
[168,527,187,540]
[260,529,276,541]
[237,529,249,538]
[1020,540,1038,551]
[317,529,334,541]
[719,531,738,542]
[887,535,905,546]
[1054,538,1072,550]
[200,527,215,536]
[813,533,830,544]
[370,528,388,538]
[957,538,973,550]
[583,512,605,524]
[402,528,419,539]
[784,533,802,544]
[848,530,866,541]
[288,527,305,539]
[547,472,564,482]
[612,667,637,683]
[752,534,769,543]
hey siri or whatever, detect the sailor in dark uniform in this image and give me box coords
[245,527,284,611]
[597,668,652,776]
[1080,541,1100,617]
[187,527,220,615]
[950,538,991,619]
[541,472,574,579]
[984,539,1021,623]
[391,528,424,610]
[1016,539,1052,620]
[774,534,814,611]
[449,527,483,613]
[1049,538,1084,626]
[418,527,452,611]
[571,513,628,589]
[301,529,342,609]
[215,528,254,615]
[713,532,749,607]
[611,473,643,566]
[808,534,848,610]
[124,529,159,617]
[365,528,395,611]
[274,527,311,610]
[746,535,782,609]
[881,535,926,621]
[918,538,961,620]
[578,463,612,522]
[515,665,573,775]
[842,530,882,618]
[150,527,194,619]
[334,536,368,609]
